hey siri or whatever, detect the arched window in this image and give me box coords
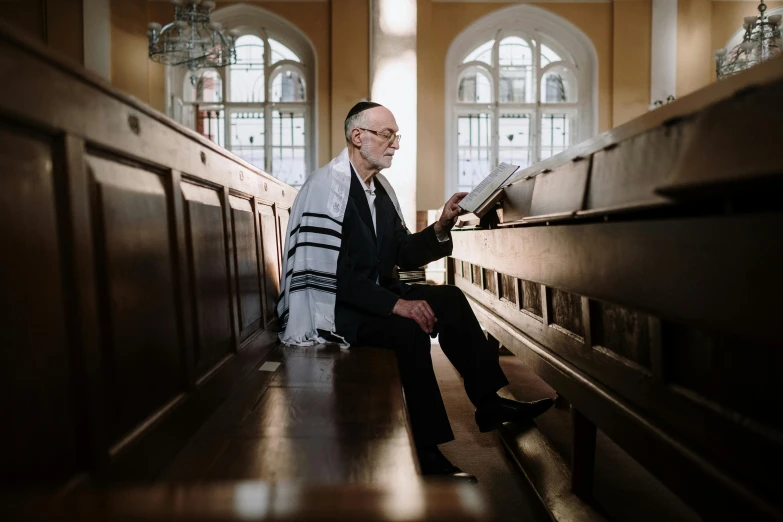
[445,6,597,195]
[168,6,315,188]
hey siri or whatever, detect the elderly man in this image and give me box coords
[277,101,553,483]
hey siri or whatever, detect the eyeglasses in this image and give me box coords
[357,128,402,144]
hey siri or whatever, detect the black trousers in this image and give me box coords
[356,284,509,447]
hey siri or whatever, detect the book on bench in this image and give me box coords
[458,163,520,218]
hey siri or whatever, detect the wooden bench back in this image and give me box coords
[450,56,783,520]
[0,21,295,488]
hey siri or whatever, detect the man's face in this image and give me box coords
[359,107,400,170]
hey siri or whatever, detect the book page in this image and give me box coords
[458,163,520,213]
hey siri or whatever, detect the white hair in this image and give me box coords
[344,111,372,142]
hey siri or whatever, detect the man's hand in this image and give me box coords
[434,192,469,237]
[392,299,437,334]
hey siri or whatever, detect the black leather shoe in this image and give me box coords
[417,447,479,485]
[475,397,555,432]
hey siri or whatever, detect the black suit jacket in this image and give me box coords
[335,168,453,344]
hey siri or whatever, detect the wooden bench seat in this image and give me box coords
[2,482,486,522]
[162,344,418,485]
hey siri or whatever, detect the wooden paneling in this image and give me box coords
[550,288,585,340]
[592,301,652,371]
[0,124,81,486]
[527,158,590,220]
[521,281,542,318]
[501,176,536,222]
[583,123,686,214]
[229,195,262,339]
[0,22,297,488]
[88,156,183,449]
[258,204,280,326]
[661,79,783,197]
[452,217,783,346]
[276,206,290,280]
[664,323,779,431]
[499,274,517,306]
[471,264,481,287]
[482,268,497,296]
[182,182,232,378]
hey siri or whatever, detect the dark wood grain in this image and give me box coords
[1,482,488,522]
[583,122,686,214]
[452,216,783,345]
[550,288,585,340]
[526,157,590,221]
[168,170,196,390]
[591,301,652,371]
[259,204,280,326]
[230,195,263,339]
[468,297,780,521]
[0,124,81,487]
[89,157,184,451]
[182,182,233,378]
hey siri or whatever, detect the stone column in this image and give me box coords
[370,0,417,228]
[83,0,111,80]
[651,0,678,105]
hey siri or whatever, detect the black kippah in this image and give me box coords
[345,101,383,123]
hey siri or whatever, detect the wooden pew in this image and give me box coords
[0,21,486,521]
[450,56,783,521]
[0,17,295,488]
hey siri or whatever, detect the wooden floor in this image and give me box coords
[162,343,419,485]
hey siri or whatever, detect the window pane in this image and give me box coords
[197,107,225,147]
[540,44,561,67]
[271,69,306,102]
[464,40,494,65]
[270,38,300,63]
[541,66,578,103]
[499,67,534,103]
[540,113,571,160]
[457,70,491,103]
[185,70,222,103]
[272,110,307,187]
[499,37,533,103]
[230,111,265,169]
[457,113,492,193]
[499,37,532,67]
[230,35,264,102]
[498,114,532,169]
[197,70,222,102]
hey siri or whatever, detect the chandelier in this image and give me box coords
[714,2,783,80]
[147,0,237,71]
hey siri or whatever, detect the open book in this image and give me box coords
[458,163,520,218]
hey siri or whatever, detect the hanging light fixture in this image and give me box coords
[147,0,238,71]
[714,1,783,80]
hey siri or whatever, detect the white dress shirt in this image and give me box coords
[350,163,450,242]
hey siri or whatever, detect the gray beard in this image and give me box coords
[360,144,391,170]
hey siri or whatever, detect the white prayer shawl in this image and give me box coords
[277,148,407,347]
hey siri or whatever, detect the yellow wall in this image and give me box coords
[331,0,370,158]
[612,1,652,128]
[111,0,149,106]
[677,0,712,97]
[417,1,619,210]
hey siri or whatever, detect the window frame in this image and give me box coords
[444,5,597,200]
[166,5,316,189]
